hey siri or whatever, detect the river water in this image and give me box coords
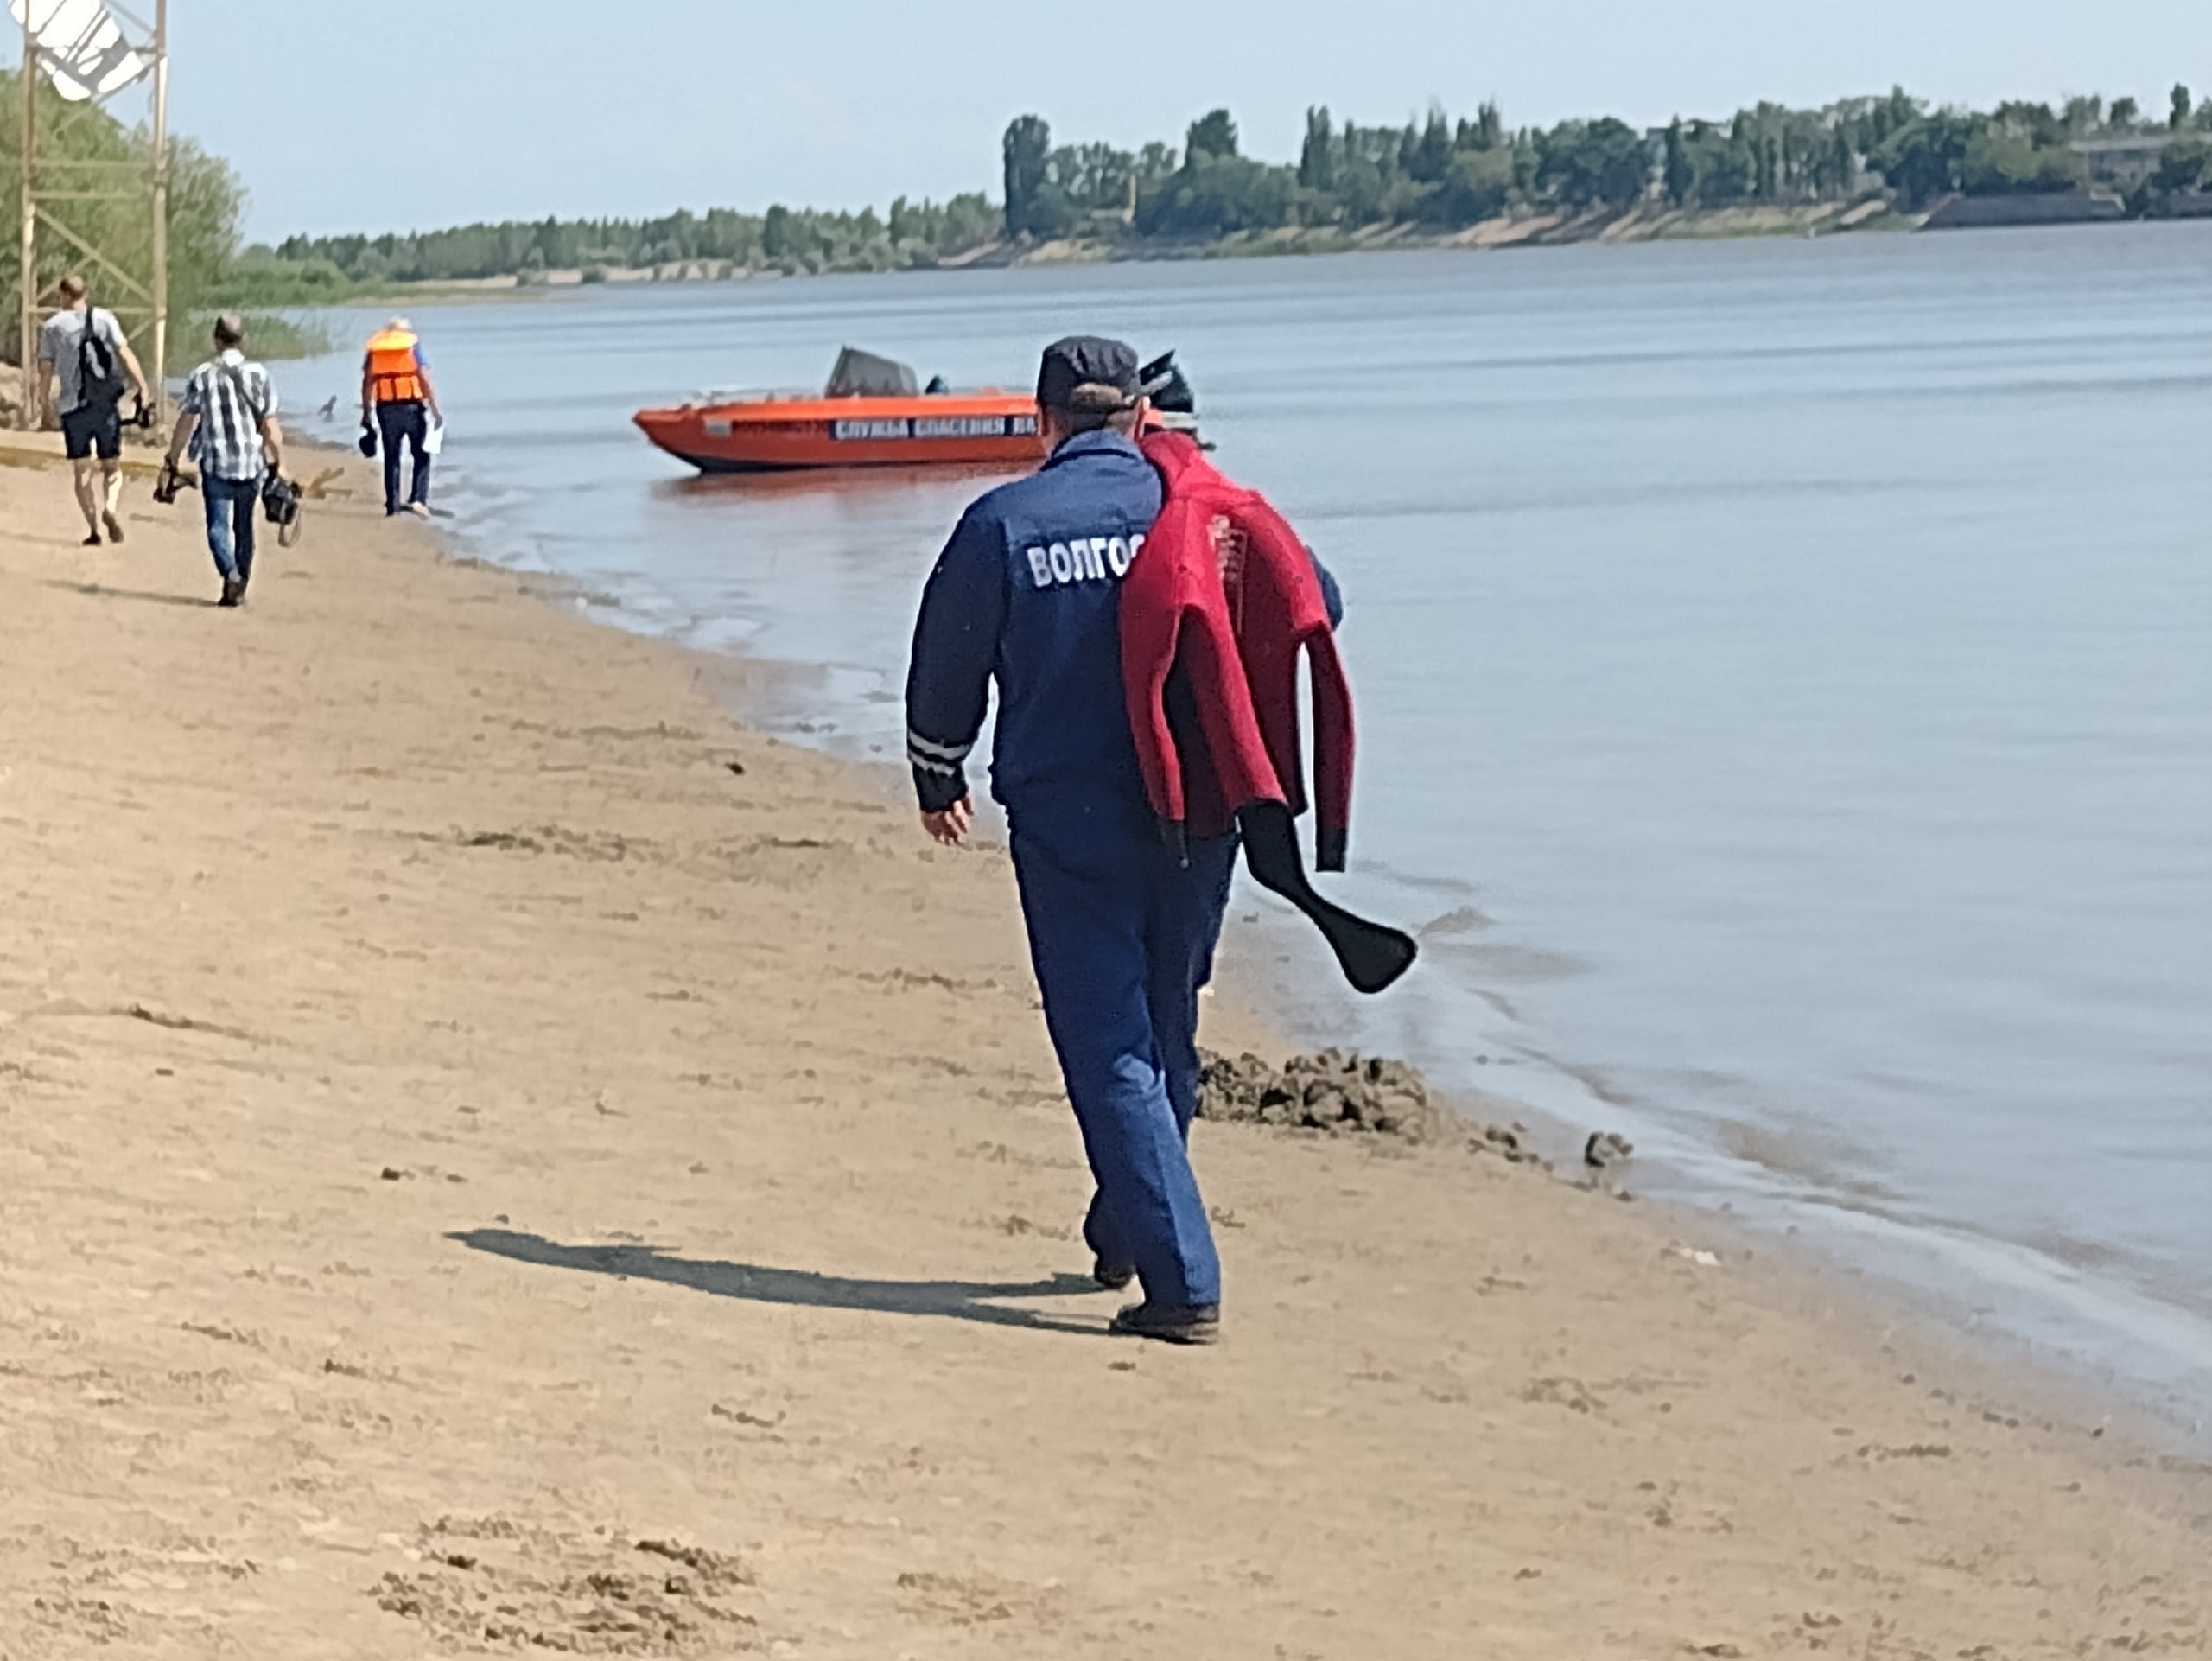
[289,225,2212,1429]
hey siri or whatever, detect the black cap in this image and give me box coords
[1036,335,1140,411]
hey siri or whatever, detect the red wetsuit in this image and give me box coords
[1120,430,1355,869]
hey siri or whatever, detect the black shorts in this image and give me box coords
[61,402,123,461]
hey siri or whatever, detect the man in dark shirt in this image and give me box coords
[904,338,1230,1344]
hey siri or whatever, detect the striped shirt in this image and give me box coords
[179,351,279,481]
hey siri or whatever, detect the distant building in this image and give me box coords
[2074,135,2171,190]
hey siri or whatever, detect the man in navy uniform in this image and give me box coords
[904,336,1231,1345]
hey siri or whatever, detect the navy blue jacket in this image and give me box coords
[906,429,1344,818]
[906,430,1160,815]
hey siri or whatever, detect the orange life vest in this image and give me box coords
[365,328,425,404]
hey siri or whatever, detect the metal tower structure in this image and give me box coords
[10,0,168,426]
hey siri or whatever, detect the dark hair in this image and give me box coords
[58,272,87,302]
[1053,382,1141,436]
[1067,384,1131,416]
[212,312,245,348]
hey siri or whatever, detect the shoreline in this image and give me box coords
[334,213,1838,308]
[327,194,2212,303]
[404,431,2212,1454]
[3,451,2209,1655]
[257,251,2212,1451]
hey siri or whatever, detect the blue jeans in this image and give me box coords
[376,400,430,512]
[202,473,258,582]
[1007,790,1239,1310]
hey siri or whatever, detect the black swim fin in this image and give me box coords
[1236,803,1416,996]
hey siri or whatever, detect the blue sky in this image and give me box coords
[37,0,2212,239]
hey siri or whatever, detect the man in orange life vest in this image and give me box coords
[360,317,442,519]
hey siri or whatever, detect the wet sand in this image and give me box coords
[2,453,2207,1658]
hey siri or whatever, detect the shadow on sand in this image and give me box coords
[449,1227,1106,1337]
[41,577,212,609]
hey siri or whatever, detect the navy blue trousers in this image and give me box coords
[1007,792,1236,1310]
[375,399,431,512]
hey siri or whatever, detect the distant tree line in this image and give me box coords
[250,80,2212,298]
[273,194,999,285]
[1005,85,2212,239]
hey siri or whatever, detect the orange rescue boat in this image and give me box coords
[633,347,1046,474]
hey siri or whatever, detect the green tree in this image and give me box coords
[1001,114,1052,236]
[2172,84,2194,128]
[1663,117,1693,205]
[1049,142,1137,213]
[935,193,999,251]
[1409,107,1453,182]
[1992,100,2062,145]
[2060,93,2105,134]
[2149,133,2209,193]
[761,204,793,260]
[1431,148,1514,222]
[1135,153,1297,236]
[1299,105,1337,191]
[1847,86,1926,156]
[3,67,242,354]
[1185,108,1239,162]
[1535,117,1649,209]
[1872,111,1978,207]
[1961,125,2084,194]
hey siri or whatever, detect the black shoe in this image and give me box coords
[81,532,102,547]
[1109,1301,1220,1346]
[103,510,124,544]
[217,575,244,608]
[1092,1258,1135,1292]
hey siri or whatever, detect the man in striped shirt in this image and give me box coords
[163,313,285,608]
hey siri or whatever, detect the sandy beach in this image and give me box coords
[3,449,2208,1659]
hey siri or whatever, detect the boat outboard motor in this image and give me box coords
[1138,351,1207,443]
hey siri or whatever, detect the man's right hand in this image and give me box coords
[920,797,973,847]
